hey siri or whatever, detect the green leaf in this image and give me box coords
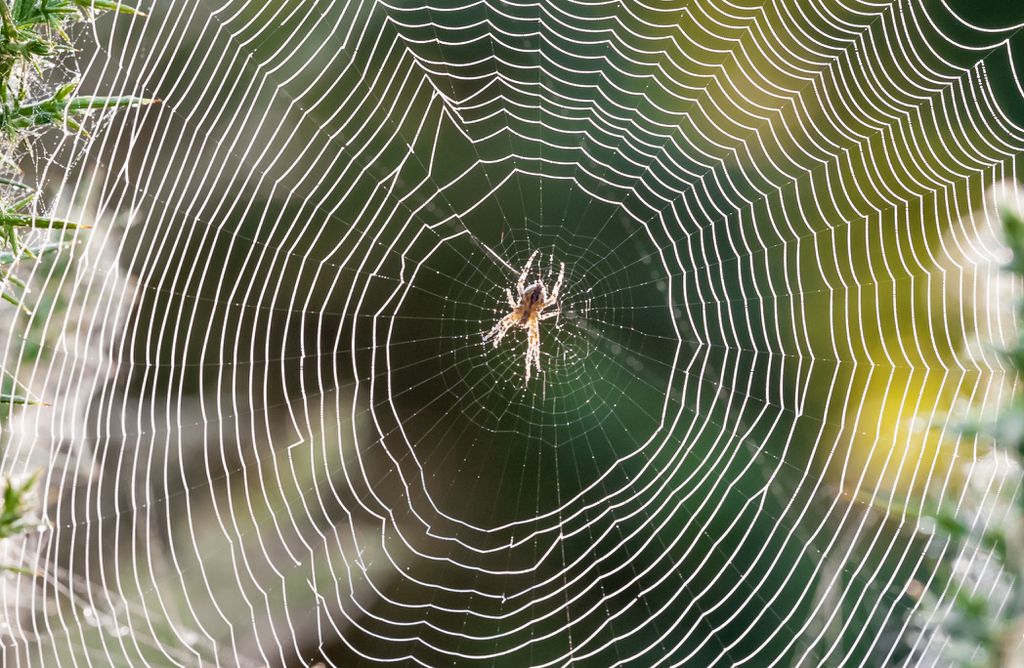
[0,91,155,135]
[0,211,85,229]
[73,0,145,17]
[0,473,40,541]
[0,287,30,313]
[65,94,156,113]
[0,240,73,265]
[0,176,32,190]
[0,392,46,405]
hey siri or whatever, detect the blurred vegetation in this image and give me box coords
[906,206,1024,667]
[0,471,39,573]
[0,0,151,310]
[0,0,150,588]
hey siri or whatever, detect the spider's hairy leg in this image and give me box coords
[484,313,514,347]
[506,288,516,309]
[546,262,565,304]
[525,317,541,381]
[539,308,559,321]
[517,250,539,295]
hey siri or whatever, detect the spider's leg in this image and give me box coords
[484,314,513,346]
[527,318,542,375]
[539,308,560,320]
[506,288,517,309]
[517,250,539,295]
[547,262,565,302]
[523,328,534,381]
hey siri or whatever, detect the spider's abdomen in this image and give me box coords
[517,286,545,324]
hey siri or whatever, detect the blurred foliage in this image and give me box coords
[0,471,40,574]
[0,0,149,594]
[0,471,35,540]
[0,0,151,315]
[910,206,1024,667]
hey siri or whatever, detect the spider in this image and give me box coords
[484,250,565,382]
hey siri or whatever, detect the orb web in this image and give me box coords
[2,0,1024,666]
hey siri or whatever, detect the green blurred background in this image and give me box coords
[8,0,1024,665]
